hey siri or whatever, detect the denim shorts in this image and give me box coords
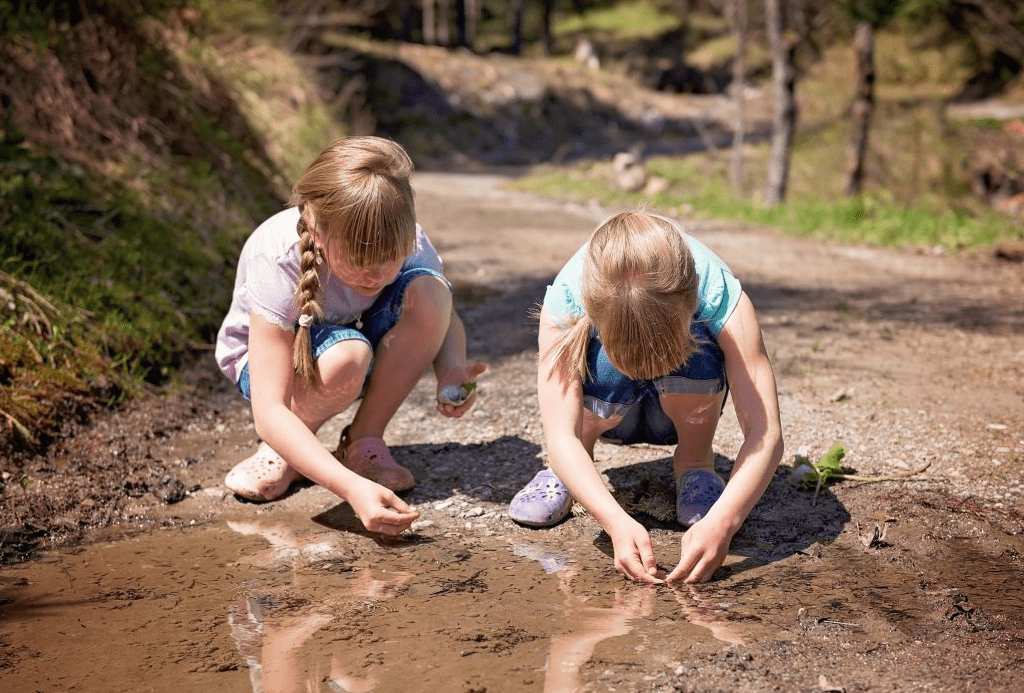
[585,320,727,446]
[237,267,448,400]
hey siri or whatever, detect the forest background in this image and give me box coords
[1,0,1022,479]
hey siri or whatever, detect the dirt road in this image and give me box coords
[2,171,1023,692]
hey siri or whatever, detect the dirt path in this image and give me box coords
[2,172,1023,692]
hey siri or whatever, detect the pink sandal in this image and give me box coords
[225,442,303,502]
[335,427,415,492]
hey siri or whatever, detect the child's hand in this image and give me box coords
[665,518,731,583]
[609,518,664,584]
[436,362,487,418]
[345,478,420,536]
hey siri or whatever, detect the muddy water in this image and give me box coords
[2,512,1023,693]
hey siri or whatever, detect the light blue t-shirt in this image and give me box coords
[543,234,741,337]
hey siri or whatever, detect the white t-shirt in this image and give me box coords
[215,207,444,383]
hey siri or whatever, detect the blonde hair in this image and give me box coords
[290,136,417,383]
[542,210,700,383]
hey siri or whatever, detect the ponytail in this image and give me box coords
[539,312,595,385]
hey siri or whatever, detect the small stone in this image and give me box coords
[439,384,474,406]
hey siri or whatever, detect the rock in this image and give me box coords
[439,384,470,405]
[789,464,817,488]
[573,39,600,71]
[643,176,669,196]
[612,151,647,192]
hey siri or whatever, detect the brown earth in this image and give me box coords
[2,169,1023,692]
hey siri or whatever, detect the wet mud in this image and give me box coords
[3,488,1023,693]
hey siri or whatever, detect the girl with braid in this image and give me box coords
[508,210,782,582]
[215,136,485,535]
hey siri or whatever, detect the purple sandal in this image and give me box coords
[676,469,726,527]
[509,469,573,527]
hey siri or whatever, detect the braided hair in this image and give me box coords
[292,208,325,383]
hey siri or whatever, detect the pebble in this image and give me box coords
[438,384,470,406]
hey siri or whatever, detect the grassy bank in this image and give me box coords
[0,1,340,453]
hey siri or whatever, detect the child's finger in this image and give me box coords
[619,555,663,584]
[386,494,415,514]
[371,509,419,535]
[665,553,697,583]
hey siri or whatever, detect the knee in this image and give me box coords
[316,340,373,394]
[401,274,452,326]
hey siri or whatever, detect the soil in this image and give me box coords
[2,166,1023,692]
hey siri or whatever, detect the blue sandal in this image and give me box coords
[509,469,573,527]
[676,469,726,527]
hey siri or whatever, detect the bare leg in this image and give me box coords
[291,339,373,432]
[226,340,371,501]
[347,275,452,441]
[579,409,623,459]
[659,391,726,483]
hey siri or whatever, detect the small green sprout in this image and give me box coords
[791,441,932,504]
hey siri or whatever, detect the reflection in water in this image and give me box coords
[667,584,746,646]
[511,539,648,692]
[510,539,743,693]
[544,570,652,693]
[226,520,408,693]
[225,527,749,693]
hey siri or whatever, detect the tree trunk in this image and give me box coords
[511,0,525,55]
[461,0,480,50]
[437,0,451,47]
[845,20,874,196]
[423,0,436,45]
[729,0,748,196]
[541,0,555,56]
[764,0,798,207]
[398,0,416,42]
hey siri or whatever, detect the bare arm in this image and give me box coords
[667,291,784,582]
[433,307,486,417]
[537,307,663,583]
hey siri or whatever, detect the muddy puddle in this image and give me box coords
[4,502,1023,693]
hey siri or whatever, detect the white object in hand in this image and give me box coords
[438,384,470,406]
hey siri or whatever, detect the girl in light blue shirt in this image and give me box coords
[509,210,783,583]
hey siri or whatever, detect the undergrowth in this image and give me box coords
[512,154,1020,252]
[0,0,333,452]
[0,135,222,445]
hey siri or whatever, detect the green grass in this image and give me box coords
[0,140,227,438]
[511,149,1020,252]
[554,0,679,42]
